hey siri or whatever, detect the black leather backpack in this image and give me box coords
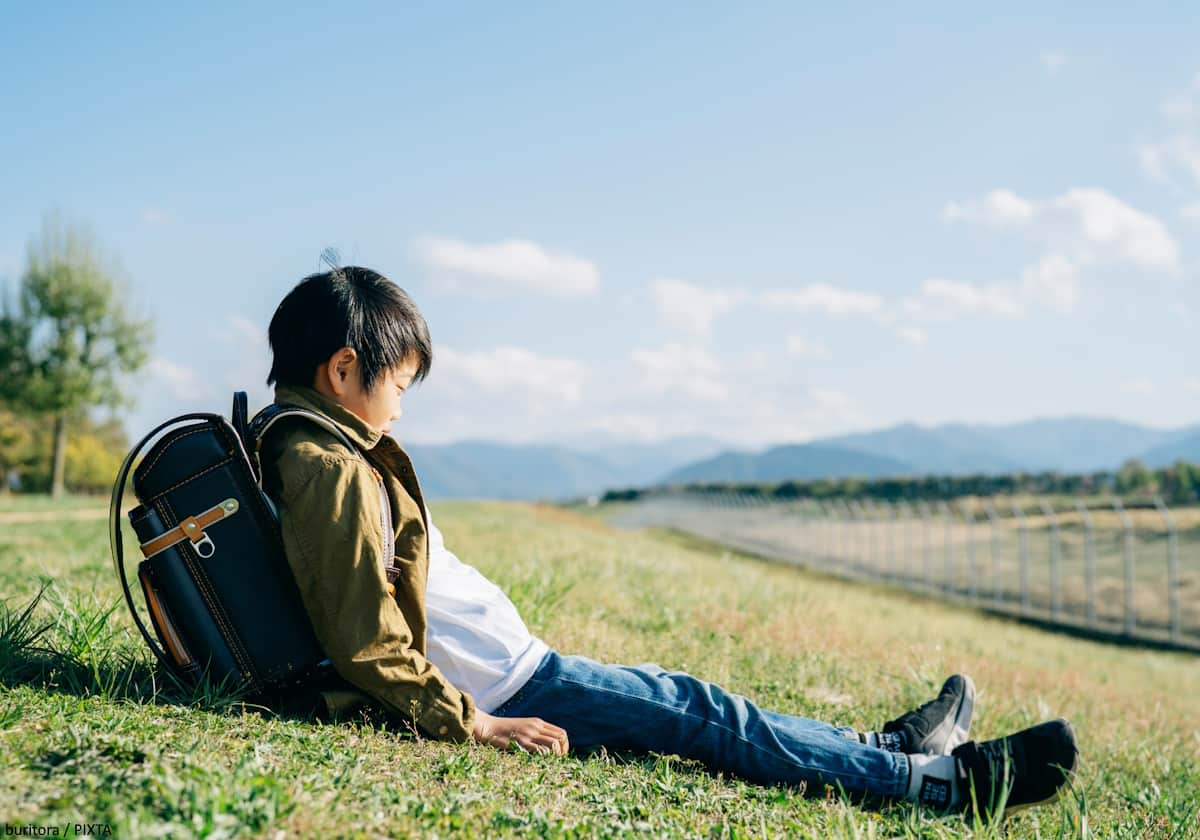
[109,392,364,697]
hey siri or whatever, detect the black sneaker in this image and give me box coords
[883,674,975,755]
[951,718,1079,820]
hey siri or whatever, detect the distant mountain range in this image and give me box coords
[405,417,1200,502]
[406,434,728,501]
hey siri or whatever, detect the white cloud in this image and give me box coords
[808,387,853,413]
[944,188,1179,273]
[1161,95,1197,122]
[630,342,726,402]
[1120,378,1156,396]
[148,357,214,401]
[893,325,928,347]
[905,276,1024,320]
[140,206,171,226]
[1184,377,1200,394]
[575,411,672,443]
[901,253,1081,322]
[1180,201,1200,224]
[943,189,1034,228]
[434,345,587,403]
[1139,136,1200,189]
[413,236,600,297]
[760,283,884,317]
[785,335,832,360]
[574,382,868,448]
[651,277,745,336]
[1040,50,1067,74]
[1017,253,1081,313]
[1137,75,1200,190]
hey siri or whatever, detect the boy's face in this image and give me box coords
[324,351,420,435]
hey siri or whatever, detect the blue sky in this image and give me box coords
[3,3,1199,448]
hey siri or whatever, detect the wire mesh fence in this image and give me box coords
[610,491,1200,652]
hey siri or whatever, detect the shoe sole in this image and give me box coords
[968,788,1063,821]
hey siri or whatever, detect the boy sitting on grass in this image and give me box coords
[259,265,1079,819]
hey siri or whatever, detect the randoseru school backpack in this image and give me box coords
[109,391,394,698]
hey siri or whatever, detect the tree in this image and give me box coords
[0,408,35,493]
[0,215,152,497]
[1115,458,1155,498]
[1161,460,1196,505]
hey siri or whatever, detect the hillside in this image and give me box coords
[1,498,1196,836]
[394,418,1200,501]
[662,442,914,484]
[660,417,1200,488]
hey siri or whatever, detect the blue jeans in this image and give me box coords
[492,650,909,799]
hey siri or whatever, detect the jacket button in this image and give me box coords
[438,725,448,735]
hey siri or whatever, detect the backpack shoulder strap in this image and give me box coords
[247,404,361,478]
[250,403,395,567]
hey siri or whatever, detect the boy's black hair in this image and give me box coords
[267,266,432,392]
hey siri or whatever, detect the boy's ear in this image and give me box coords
[325,347,359,396]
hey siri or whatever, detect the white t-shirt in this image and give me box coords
[422,506,549,713]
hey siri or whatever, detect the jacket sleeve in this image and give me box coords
[276,453,476,741]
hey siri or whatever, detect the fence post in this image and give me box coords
[883,500,897,583]
[815,501,829,563]
[832,500,846,567]
[984,500,1002,603]
[898,500,913,587]
[863,499,880,577]
[1038,498,1062,621]
[1112,498,1136,637]
[917,500,934,590]
[868,499,883,577]
[848,500,866,573]
[1153,495,1180,643]
[813,499,825,564]
[938,500,953,595]
[1011,501,1030,615]
[1074,499,1097,629]
[796,499,811,563]
[842,499,858,571]
[827,500,841,566]
[960,500,977,602]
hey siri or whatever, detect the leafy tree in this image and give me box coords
[0,215,152,497]
[1115,458,1155,497]
[1161,460,1196,505]
[0,408,35,493]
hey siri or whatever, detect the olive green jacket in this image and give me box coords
[260,385,476,741]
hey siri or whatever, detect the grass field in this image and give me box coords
[1,498,1198,838]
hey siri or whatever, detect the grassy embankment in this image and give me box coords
[1,498,1197,837]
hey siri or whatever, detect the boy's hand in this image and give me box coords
[472,709,569,755]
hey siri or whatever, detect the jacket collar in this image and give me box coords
[272,384,384,451]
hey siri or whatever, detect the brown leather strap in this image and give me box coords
[139,566,194,668]
[139,498,240,559]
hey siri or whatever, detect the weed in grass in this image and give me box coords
[0,584,54,679]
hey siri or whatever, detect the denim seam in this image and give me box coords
[549,673,904,794]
